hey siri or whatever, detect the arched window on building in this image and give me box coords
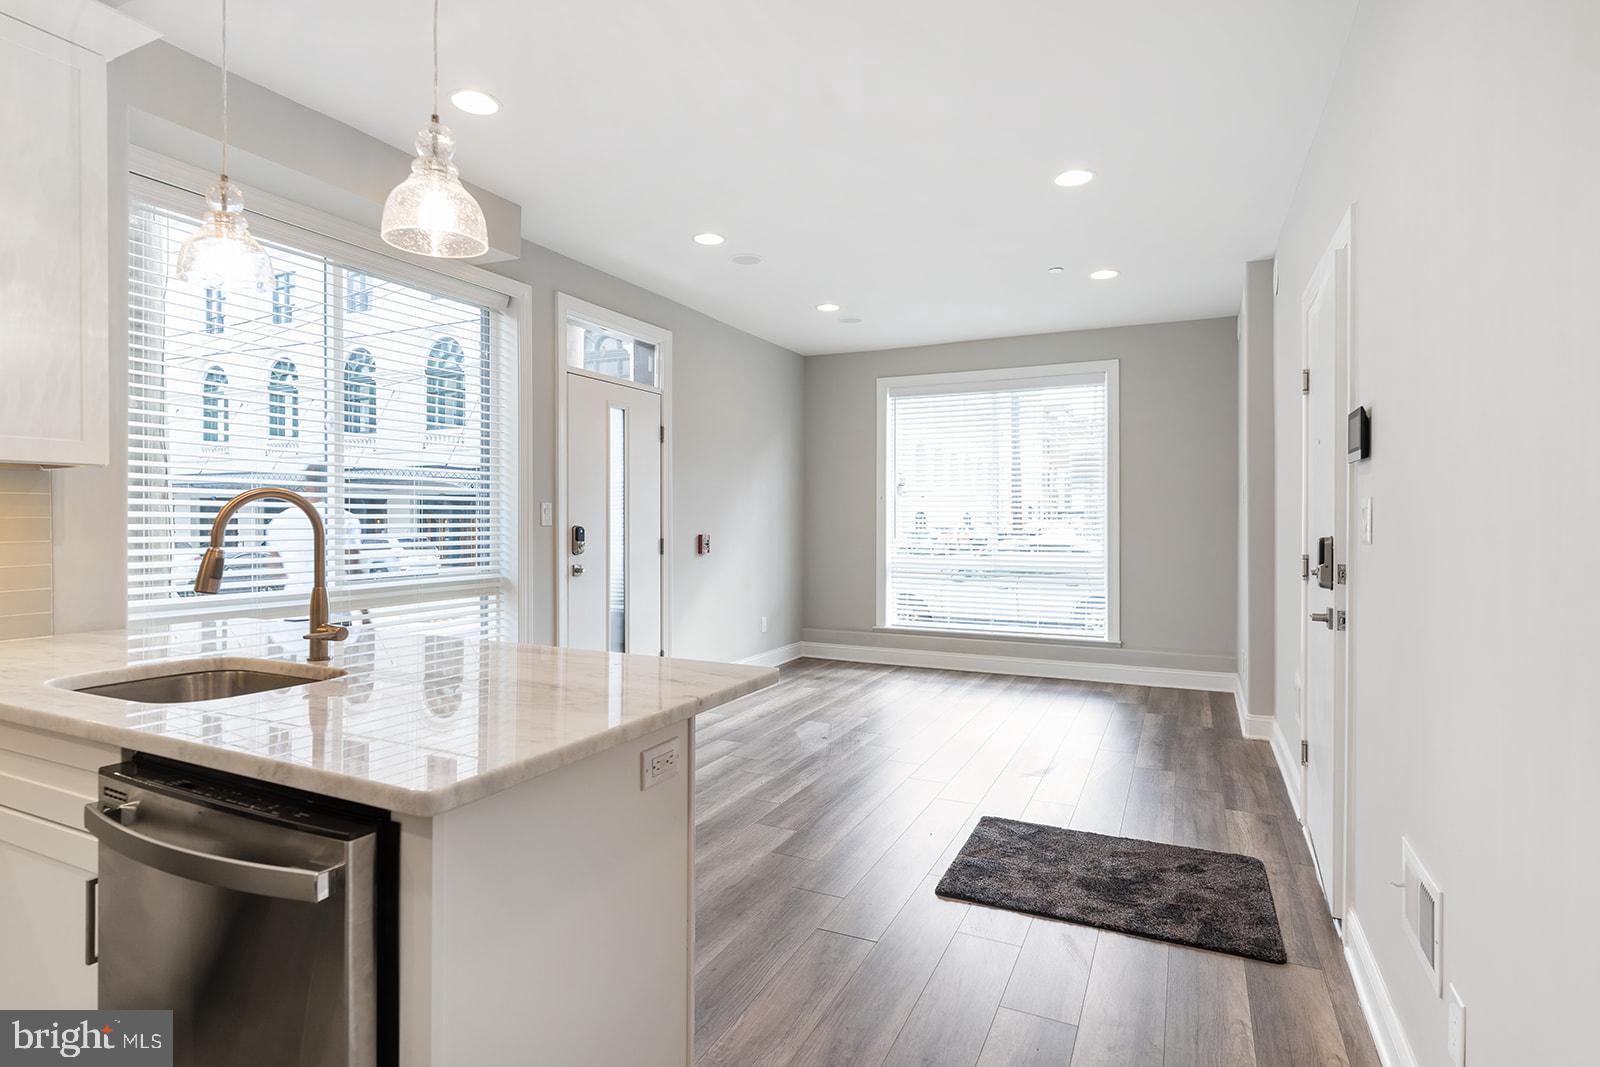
[343,347,377,435]
[202,366,230,443]
[426,337,466,430]
[268,358,300,439]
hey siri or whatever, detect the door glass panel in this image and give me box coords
[566,316,660,388]
[607,406,627,652]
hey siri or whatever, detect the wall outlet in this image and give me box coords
[1447,985,1466,1067]
[640,737,681,790]
[540,501,553,527]
[760,616,768,634]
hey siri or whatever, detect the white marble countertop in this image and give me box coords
[0,620,775,816]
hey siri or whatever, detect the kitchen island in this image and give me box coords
[0,620,775,1065]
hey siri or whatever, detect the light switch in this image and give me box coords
[1360,498,1373,544]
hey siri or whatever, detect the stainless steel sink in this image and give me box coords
[72,668,331,704]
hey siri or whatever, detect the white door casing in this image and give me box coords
[565,374,663,654]
[1299,210,1353,916]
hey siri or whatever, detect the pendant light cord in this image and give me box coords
[220,0,229,180]
[431,0,440,122]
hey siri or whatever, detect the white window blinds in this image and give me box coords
[881,363,1118,642]
[127,185,517,640]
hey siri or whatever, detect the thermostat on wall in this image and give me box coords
[1347,406,1371,462]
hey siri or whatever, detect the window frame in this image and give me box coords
[125,151,536,638]
[874,359,1121,646]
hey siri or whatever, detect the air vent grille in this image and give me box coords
[1401,837,1443,993]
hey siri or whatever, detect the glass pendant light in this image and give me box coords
[175,0,274,293]
[380,0,489,259]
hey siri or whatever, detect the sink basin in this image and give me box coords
[55,657,345,704]
[74,669,320,704]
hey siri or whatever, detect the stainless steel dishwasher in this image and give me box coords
[84,756,397,1067]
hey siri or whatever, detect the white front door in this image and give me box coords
[1301,231,1350,909]
[565,373,663,654]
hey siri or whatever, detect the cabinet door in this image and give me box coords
[0,12,109,466]
[0,831,97,1007]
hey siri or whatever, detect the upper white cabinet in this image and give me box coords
[0,2,155,466]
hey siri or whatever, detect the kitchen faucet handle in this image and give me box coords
[306,622,349,642]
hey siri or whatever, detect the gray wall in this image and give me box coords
[1271,0,1597,1061]
[53,42,804,665]
[485,245,804,661]
[803,318,1238,673]
[1236,260,1275,716]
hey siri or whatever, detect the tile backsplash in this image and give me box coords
[0,470,52,639]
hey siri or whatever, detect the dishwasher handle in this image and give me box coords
[83,803,340,903]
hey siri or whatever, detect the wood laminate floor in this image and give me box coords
[692,659,1379,1067]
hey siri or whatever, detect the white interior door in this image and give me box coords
[566,373,663,654]
[1301,239,1348,907]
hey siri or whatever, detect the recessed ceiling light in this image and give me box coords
[1046,266,1065,275]
[816,303,841,313]
[1054,168,1095,187]
[839,316,863,325]
[449,89,500,116]
[731,253,763,266]
[1089,268,1120,280]
[693,233,725,246]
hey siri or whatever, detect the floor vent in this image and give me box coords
[1400,837,1443,993]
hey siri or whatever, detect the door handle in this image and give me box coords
[1310,610,1333,629]
[84,803,341,903]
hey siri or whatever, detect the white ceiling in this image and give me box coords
[121,0,1357,356]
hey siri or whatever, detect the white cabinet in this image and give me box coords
[0,721,119,1008]
[0,820,97,1007]
[0,2,155,466]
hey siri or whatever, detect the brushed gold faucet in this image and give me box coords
[194,487,350,662]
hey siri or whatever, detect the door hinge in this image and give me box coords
[659,425,665,443]
[1301,369,1310,394]
[1301,739,1309,765]
[1300,554,1310,582]
[659,537,664,555]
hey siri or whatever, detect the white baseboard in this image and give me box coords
[1231,675,1285,747]
[1343,909,1419,1067]
[736,642,804,669]
[798,641,1235,692]
[1268,717,1303,820]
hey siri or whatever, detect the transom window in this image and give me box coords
[563,301,663,389]
[877,362,1119,642]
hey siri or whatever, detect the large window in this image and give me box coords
[127,184,518,639]
[878,362,1119,642]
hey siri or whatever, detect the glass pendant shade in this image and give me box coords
[175,178,275,293]
[381,119,489,259]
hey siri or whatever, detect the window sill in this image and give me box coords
[873,625,1121,649]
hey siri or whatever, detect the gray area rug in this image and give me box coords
[935,816,1287,963]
